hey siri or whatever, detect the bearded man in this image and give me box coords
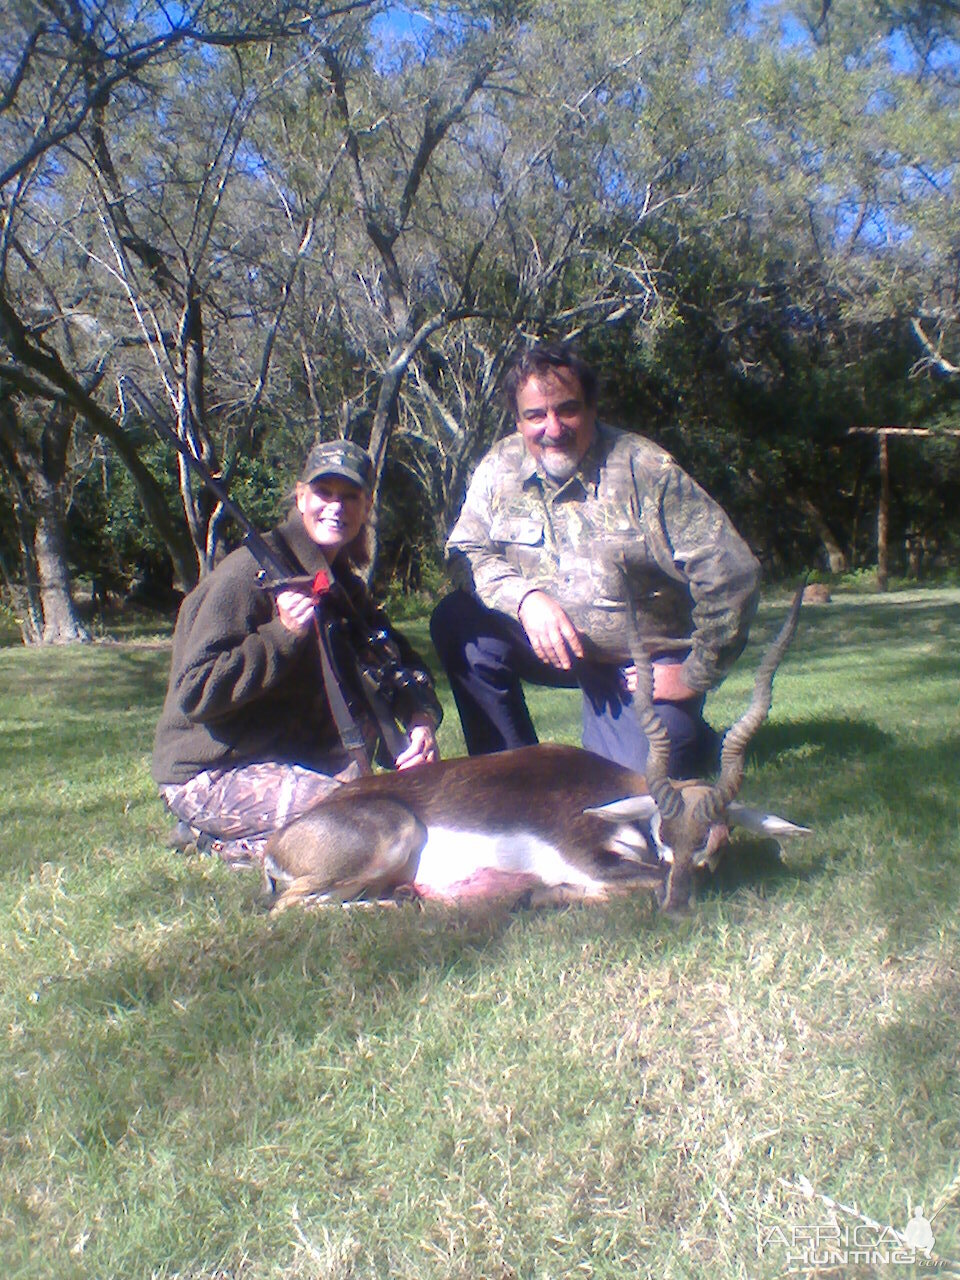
[430,342,760,778]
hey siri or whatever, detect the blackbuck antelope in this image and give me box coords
[263,586,810,913]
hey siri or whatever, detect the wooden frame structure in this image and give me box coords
[848,426,960,589]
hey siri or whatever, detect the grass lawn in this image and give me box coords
[1,588,959,1279]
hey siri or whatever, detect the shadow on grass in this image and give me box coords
[40,647,169,712]
[48,860,524,1054]
[695,836,829,906]
[776,730,960,828]
[13,867,515,1155]
[865,971,960,1115]
[832,960,960,1252]
[746,717,893,765]
[908,651,960,680]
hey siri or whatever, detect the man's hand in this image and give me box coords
[518,590,585,670]
[394,719,440,770]
[622,662,699,702]
[275,588,316,634]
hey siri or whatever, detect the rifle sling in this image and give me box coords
[249,531,407,773]
[311,614,373,777]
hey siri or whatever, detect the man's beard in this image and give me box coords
[538,445,581,482]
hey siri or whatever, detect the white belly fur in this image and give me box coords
[414,826,605,893]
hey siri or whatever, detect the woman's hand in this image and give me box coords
[275,588,316,634]
[394,719,439,770]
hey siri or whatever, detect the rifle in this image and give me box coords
[125,381,424,772]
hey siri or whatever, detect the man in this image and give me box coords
[430,343,760,777]
[153,440,441,867]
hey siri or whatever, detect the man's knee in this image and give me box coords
[430,590,472,664]
[431,590,524,667]
[653,699,715,778]
[580,680,717,779]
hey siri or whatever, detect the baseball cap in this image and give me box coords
[299,440,374,491]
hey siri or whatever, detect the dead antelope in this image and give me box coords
[263,586,809,913]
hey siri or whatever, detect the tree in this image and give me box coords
[298,0,733,551]
[3,0,959,642]
[0,0,383,641]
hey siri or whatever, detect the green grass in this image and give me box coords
[2,590,959,1279]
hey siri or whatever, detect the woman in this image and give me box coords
[152,440,442,867]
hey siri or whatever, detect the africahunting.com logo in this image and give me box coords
[761,1178,959,1271]
[761,1214,934,1268]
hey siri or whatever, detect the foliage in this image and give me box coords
[1,1,960,640]
[1,590,959,1275]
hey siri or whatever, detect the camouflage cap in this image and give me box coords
[300,440,374,491]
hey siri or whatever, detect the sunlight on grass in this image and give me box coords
[1,589,958,1278]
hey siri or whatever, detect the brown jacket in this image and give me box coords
[152,510,438,785]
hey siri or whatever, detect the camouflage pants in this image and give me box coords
[159,757,362,867]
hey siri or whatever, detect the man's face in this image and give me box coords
[515,367,597,482]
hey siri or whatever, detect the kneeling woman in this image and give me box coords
[152,441,441,867]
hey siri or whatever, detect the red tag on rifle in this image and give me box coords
[311,570,331,601]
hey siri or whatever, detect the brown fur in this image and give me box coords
[262,744,664,910]
[316,744,646,837]
[263,796,425,905]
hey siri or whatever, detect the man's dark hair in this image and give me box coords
[501,341,599,415]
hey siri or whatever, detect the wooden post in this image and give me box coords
[876,431,889,592]
[848,426,960,591]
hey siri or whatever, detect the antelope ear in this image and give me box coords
[583,796,658,823]
[726,802,811,837]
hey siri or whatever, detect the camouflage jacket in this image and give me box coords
[445,422,760,692]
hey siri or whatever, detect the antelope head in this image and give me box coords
[590,583,810,911]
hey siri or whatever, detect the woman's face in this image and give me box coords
[296,475,371,555]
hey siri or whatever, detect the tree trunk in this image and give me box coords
[0,402,89,643]
[753,476,850,576]
[0,293,198,589]
[34,494,89,644]
[877,432,889,592]
[363,359,408,586]
[793,493,848,574]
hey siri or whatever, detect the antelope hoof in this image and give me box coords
[517,883,608,910]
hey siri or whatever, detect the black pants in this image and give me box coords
[430,590,719,779]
